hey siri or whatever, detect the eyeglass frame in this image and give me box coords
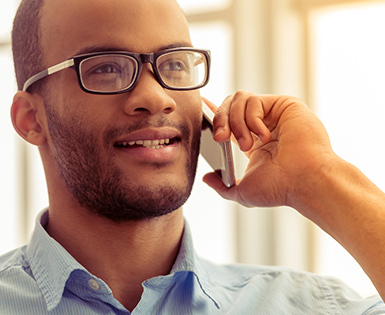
[22,47,211,94]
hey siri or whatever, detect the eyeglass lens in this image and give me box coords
[79,55,138,93]
[79,51,207,93]
[155,51,207,89]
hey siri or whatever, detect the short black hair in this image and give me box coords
[12,0,45,92]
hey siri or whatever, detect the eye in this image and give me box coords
[91,63,121,74]
[159,60,188,72]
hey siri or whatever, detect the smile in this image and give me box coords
[115,138,178,150]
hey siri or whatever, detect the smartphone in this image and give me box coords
[201,100,236,187]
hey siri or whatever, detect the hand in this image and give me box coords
[203,92,385,302]
[202,92,336,209]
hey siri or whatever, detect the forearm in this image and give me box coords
[290,157,385,299]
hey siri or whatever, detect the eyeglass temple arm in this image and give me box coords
[22,59,75,91]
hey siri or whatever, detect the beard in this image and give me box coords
[44,100,201,222]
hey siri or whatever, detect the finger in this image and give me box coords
[245,96,271,144]
[212,95,232,142]
[228,92,255,151]
[202,96,232,142]
[202,172,239,200]
[201,97,217,113]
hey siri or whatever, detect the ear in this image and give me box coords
[11,91,47,146]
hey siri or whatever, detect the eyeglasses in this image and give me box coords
[23,47,211,94]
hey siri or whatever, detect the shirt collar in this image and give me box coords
[26,210,90,311]
[26,210,220,311]
[171,221,220,309]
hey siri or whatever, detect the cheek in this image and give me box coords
[180,94,203,159]
[189,94,204,139]
[44,94,104,153]
[172,90,202,125]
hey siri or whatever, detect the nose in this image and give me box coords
[123,65,176,116]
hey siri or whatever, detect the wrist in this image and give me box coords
[287,155,357,233]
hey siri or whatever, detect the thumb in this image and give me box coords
[203,172,239,201]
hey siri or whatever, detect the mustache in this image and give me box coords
[103,116,192,145]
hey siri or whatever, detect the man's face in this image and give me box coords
[40,0,203,221]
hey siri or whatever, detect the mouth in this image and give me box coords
[114,137,180,150]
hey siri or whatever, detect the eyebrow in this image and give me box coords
[74,42,193,56]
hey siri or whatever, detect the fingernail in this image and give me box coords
[237,137,245,149]
[251,131,262,142]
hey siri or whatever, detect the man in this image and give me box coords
[1,0,384,313]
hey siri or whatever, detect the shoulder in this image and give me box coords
[0,247,53,314]
[0,246,30,276]
[199,260,384,314]
[0,246,37,293]
[201,260,326,292]
[0,246,37,299]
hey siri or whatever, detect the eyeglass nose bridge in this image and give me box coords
[139,53,155,64]
[134,53,164,88]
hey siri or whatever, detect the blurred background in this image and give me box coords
[1,0,385,298]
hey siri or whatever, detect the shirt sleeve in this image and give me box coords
[321,276,385,314]
[363,301,385,314]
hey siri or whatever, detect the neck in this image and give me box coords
[46,203,184,311]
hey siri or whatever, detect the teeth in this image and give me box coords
[143,140,152,147]
[117,138,171,149]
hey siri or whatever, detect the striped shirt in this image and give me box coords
[0,210,384,314]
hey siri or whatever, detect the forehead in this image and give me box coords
[41,0,191,64]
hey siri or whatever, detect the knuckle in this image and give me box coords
[281,95,306,107]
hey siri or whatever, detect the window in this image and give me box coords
[178,0,231,14]
[309,1,385,297]
[0,1,22,254]
[0,46,20,254]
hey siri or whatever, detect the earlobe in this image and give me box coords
[11,91,47,146]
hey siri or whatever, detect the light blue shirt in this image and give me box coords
[0,210,384,314]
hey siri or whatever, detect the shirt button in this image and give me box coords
[88,278,100,291]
